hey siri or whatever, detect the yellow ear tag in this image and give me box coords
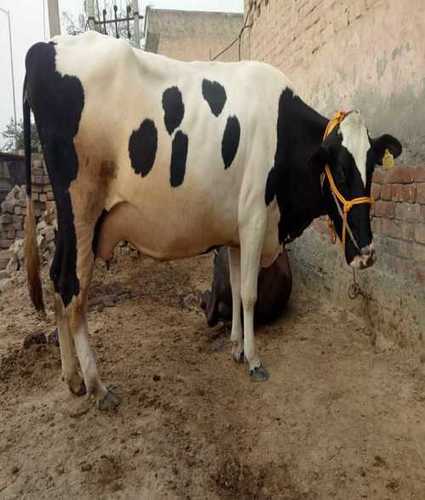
[383,149,395,170]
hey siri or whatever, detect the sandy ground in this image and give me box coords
[1,251,425,499]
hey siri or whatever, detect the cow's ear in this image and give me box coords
[370,134,402,165]
[309,145,329,174]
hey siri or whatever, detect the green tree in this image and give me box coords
[1,118,41,153]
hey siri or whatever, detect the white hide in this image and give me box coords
[340,111,371,187]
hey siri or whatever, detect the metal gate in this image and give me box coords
[86,0,142,48]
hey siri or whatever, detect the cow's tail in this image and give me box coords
[23,75,45,313]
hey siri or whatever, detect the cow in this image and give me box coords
[23,31,402,409]
[200,247,292,326]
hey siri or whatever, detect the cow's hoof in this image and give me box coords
[249,364,269,382]
[66,374,87,397]
[231,345,244,363]
[96,385,121,411]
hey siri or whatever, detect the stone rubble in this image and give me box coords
[0,157,57,291]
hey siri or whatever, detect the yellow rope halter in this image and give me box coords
[322,111,374,251]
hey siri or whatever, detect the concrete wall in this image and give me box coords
[145,8,243,61]
[244,0,425,343]
[245,0,425,164]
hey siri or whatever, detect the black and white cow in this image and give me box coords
[23,32,401,409]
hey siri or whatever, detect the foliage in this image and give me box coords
[1,118,41,153]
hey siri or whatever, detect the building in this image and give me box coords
[242,0,425,339]
[144,8,243,62]
[243,0,425,165]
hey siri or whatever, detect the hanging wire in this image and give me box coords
[210,2,254,62]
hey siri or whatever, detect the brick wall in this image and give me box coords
[371,167,425,282]
[244,0,425,339]
[310,166,425,286]
[244,0,425,164]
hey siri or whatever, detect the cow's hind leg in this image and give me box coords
[228,247,243,362]
[70,223,120,410]
[53,293,85,396]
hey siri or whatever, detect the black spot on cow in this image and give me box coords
[162,86,184,135]
[128,119,158,177]
[222,115,240,169]
[170,131,188,187]
[25,41,84,307]
[265,167,278,205]
[92,209,109,255]
[202,79,227,117]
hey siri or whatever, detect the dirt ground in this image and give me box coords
[1,250,425,499]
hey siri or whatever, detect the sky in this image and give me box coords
[0,0,243,148]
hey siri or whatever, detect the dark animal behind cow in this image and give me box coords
[201,248,292,327]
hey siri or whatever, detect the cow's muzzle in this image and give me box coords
[350,243,376,269]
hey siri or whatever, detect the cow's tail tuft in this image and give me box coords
[23,76,45,313]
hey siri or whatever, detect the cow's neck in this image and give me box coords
[274,88,329,243]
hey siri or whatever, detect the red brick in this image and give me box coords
[378,236,413,259]
[372,168,385,184]
[374,200,395,218]
[399,185,416,203]
[391,184,416,203]
[380,218,414,241]
[415,269,425,285]
[415,224,425,245]
[385,255,412,277]
[371,183,381,200]
[395,203,422,222]
[0,239,12,249]
[417,184,425,205]
[0,214,12,224]
[413,167,425,182]
[32,167,44,177]
[391,184,402,201]
[371,217,381,234]
[412,243,425,263]
[385,167,416,184]
[381,184,392,201]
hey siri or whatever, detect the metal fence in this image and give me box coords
[86,0,142,47]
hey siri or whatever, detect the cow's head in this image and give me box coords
[311,111,402,269]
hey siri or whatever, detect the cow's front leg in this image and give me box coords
[240,214,269,381]
[228,247,243,362]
